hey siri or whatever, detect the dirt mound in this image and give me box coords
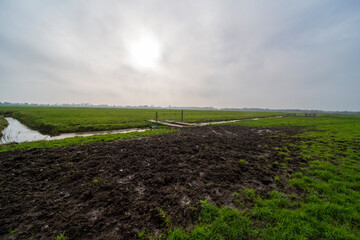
[0,125,305,239]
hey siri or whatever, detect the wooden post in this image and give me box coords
[181,110,183,122]
[156,112,158,122]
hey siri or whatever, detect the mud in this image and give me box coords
[0,125,306,239]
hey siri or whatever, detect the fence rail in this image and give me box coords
[283,113,296,117]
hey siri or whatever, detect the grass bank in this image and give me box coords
[161,114,360,239]
[0,116,9,138]
[0,106,282,135]
[0,127,177,152]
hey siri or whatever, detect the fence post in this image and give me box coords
[156,112,158,122]
[181,110,183,122]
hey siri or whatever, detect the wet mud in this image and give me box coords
[0,125,306,239]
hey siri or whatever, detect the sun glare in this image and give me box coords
[128,35,161,69]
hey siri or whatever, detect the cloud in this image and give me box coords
[0,0,359,110]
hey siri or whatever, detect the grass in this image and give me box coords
[92,178,100,183]
[0,127,177,152]
[161,114,360,239]
[167,200,257,239]
[2,108,359,239]
[55,231,68,240]
[8,228,18,234]
[0,106,282,135]
[0,115,8,138]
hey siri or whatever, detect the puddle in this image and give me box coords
[194,117,260,126]
[0,117,148,144]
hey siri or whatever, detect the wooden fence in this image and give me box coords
[283,113,296,117]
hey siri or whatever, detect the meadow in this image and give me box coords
[0,106,281,135]
[165,114,360,239]
[1,110,359,239]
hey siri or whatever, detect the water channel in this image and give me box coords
[0,117,147,144]
[0,116,277,145]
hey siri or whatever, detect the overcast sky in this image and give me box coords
[0,0,359,110]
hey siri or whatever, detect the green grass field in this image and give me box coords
[163,114,360,239]
[1,108,359,239]
[0,106,282,135]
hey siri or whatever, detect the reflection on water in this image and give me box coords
[194,118,260,126]
[0,118,48,144]
[49,128,147,141]
[0,117,147,144]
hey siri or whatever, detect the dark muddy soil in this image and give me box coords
[0,125,306,239]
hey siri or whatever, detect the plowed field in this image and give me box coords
[0,125,304,239]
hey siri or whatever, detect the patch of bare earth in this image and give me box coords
[0,125,306,239]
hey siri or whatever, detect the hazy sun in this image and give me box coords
[128,34,161,69]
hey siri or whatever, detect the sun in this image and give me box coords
[128,34,161,69]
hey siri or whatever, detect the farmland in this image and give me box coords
[0,127,177,152]
[0,106,282,135]
[0,111,359,239]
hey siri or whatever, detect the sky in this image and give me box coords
[0,0,359,111]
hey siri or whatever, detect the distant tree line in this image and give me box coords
[0,102,358,114]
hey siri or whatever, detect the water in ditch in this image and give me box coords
[0,117,147,144]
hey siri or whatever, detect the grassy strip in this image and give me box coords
[161,114,360,239]
[150,199,257,240]
[0,116,9,138]
[0,106,282,135]
[0,127,177,152]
